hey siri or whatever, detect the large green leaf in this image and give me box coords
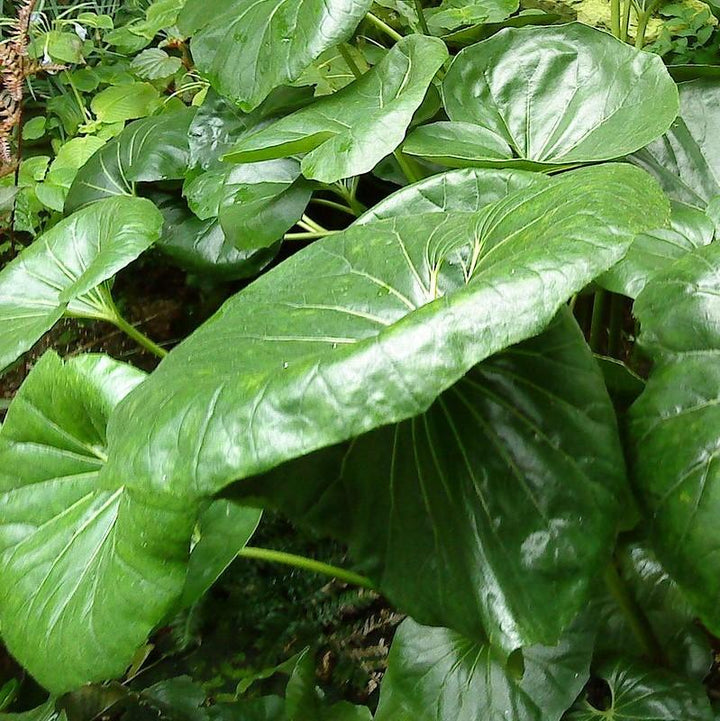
[595,543,712,680]
[187,88,314,172]
[180,500,262,609]
[600,201,715,298]
[632,79,720,212]
[225,35,449,183]
[357,167,548,223]
[425,0,518,34]
[155,195,280,280]
[566,659,713,720]
[441,23,678,168]
[403,121,516,168]
[630,242,720,634]
[0,353,196,693]
[374,615,593,721]
[0,196,163,374]
[178,0,373,111]
[90,82,161,124]
[101,166,665,538]
[65,109,195,212]
[184,159,311,251]
[240,310,626,648]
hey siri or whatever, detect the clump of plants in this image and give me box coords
[1,1,720,720]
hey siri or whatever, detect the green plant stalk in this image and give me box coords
[608,293,624,357]
[604,562,665,663]
[284,231,335,240]
[238,546,376,590]
[330,183,368,215]
[365,11,404,43]
[109,312,169,359]
[611,0,622,37]
[589,289,607,353]
[413,0,430,34]
[394,149,424,184]
[311,198,357,216]
[621,0,633,42]
[634,0,662,48]
[634,11,649,48]
[338,43,363,80]
[298,215,330,234]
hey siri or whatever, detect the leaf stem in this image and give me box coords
[611,0,621,37]
[393,149,424,185]
[365,12,404,43]
[634,0,662,48]
[338,43,363,80]
[284,231,335,240]
[298,214,330,234]
[603,562,665,664]
[109,312,169,359]
[621,0,633,42]
[413,0,430,34]
[589,289,607,353]
[237,546,376,590]
[330,183,368,215]
[310,198,358,216]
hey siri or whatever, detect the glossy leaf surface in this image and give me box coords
[242,311,626,649]
[102,165,665,540]
[403,121,515,168]
[566,660,714,720]
[156,196,280,280]
[225,35,449,182]
[65,109,195,211]
[358,167,549,222]
[632,79,720,211]
[630,242,720,634]
[600,202,714,298]
[180,500,262,609]
[187,88,314,171]
[178,0,373,110]
[0,197,163,373]
[374,616,593,721]
[185,159,311,251]
[443,23,678,166]
[595,543,712,680]
[0,354,195,693]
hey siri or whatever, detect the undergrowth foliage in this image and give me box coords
[1,0,720,719]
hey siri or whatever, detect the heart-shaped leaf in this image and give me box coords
[240,310,627,649]
[441,23,678,168]
[566,659,714,720]
[630,242,720,635]
[0,353,196,693]
[91,82,161,124]
[0,196,163,374]
[65,109,195,212]
[178,0,373,111]
[101,166,666,539]
[225,35,449,183]
[374,614,593,721]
